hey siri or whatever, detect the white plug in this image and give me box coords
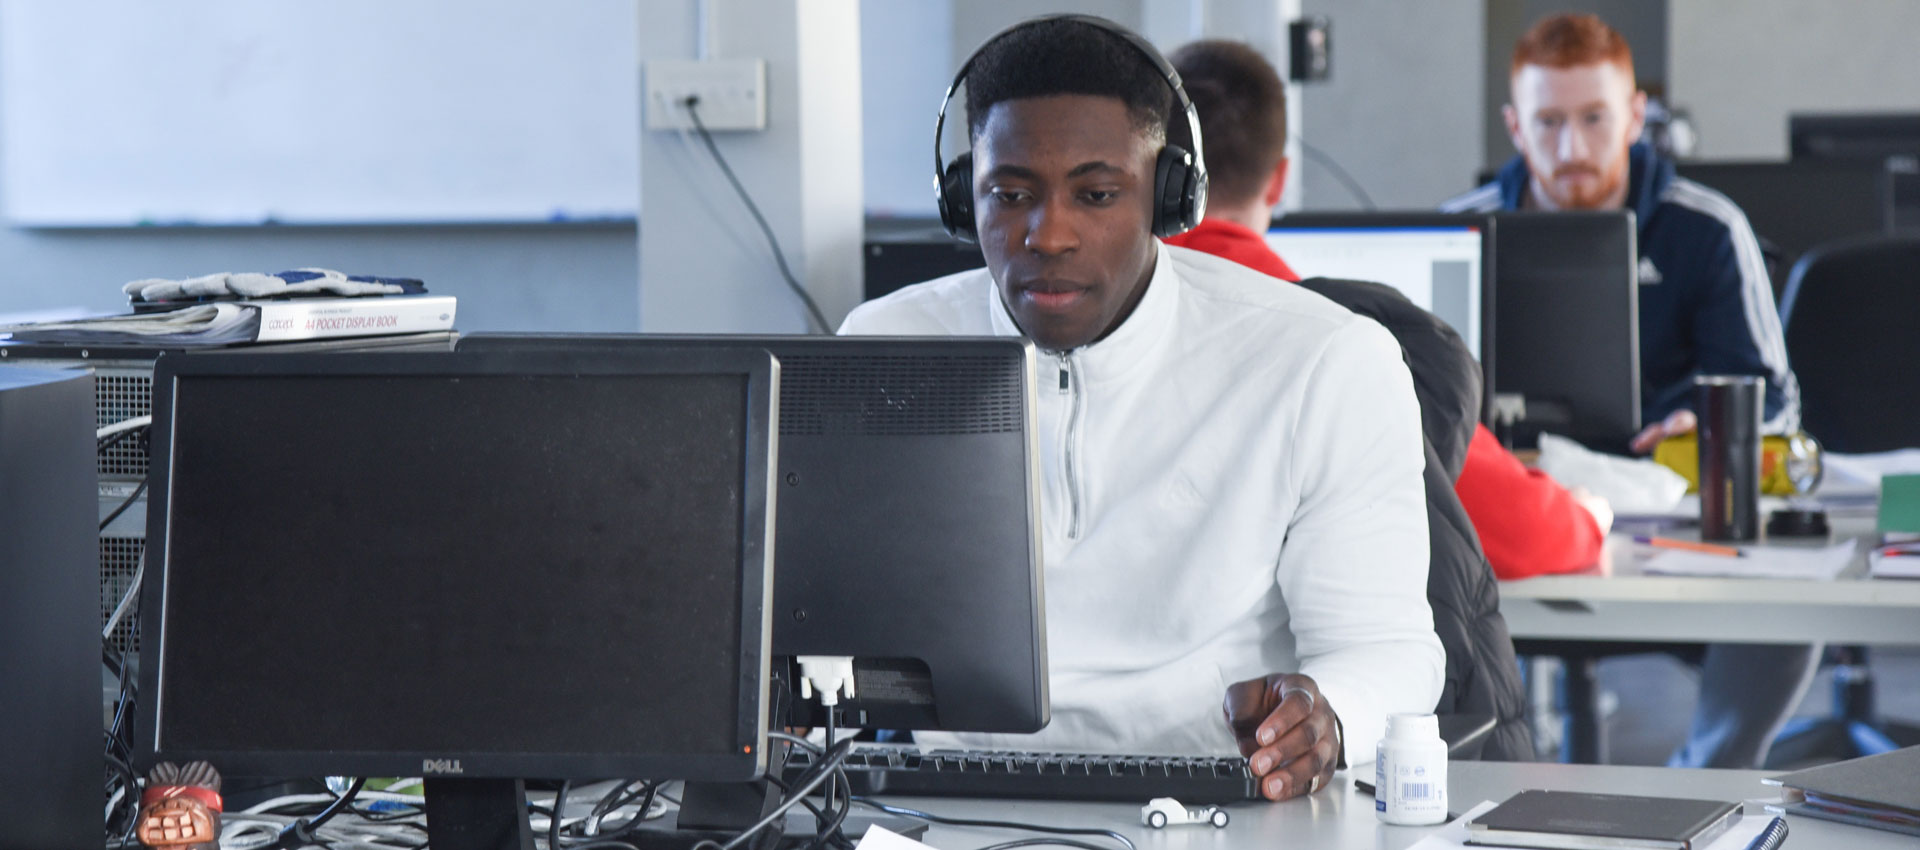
[796,655,856,707]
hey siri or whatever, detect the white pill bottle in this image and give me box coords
[1374,713,1448,825]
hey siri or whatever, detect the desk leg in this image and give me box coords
[1561,658,1606,764]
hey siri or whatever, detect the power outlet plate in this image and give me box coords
[645,59,766,132]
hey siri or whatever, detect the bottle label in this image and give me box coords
[1374,745,1386,812]
[1386,759,1447,818]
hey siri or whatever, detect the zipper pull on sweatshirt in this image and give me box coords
[1058,353,1072,394]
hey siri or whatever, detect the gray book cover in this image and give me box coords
[1772,745,1920,815]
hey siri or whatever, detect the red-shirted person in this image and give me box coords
[1163,39,1610,579]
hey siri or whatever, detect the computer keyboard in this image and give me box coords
[783,745,1260,803]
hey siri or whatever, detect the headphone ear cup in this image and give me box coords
[937,153,978,243]
[1152,145,1202,238]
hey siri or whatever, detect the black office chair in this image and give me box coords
[1779,231,1920,453]
[1297,276,1534,761]
[1767,231,1920,766]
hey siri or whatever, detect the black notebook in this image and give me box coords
[1465,790,1741,850]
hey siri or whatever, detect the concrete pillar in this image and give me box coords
[638,0,863,333]
[1144,0,1306,212]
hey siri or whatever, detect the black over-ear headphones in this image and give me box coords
[934,14,1209,243]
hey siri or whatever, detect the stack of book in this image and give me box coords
[0,295,456,346]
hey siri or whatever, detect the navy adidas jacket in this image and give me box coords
[1442,144,1799,433]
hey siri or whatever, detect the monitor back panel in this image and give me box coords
[457,334,1048,734]
[1491,211,1641,448]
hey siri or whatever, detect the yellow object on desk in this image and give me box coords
[1652,431,1823,496]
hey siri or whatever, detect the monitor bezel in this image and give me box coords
[136,346,778,781]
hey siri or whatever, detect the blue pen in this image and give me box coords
[1741,816,1787,850]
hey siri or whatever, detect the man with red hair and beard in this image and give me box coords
[1446,13,1809,770]
[1445,13,1797,448]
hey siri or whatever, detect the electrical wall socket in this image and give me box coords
[645,59,767,132]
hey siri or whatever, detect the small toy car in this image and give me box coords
[1140,797,1229,829]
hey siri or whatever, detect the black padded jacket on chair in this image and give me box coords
[1779,232,1920,453]
[1297,277,1534,761]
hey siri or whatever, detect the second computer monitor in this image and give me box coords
[1675,160,1897,265]
[1491,210,1641,449]
[458,334,1048,734]
[1265,213,1494,360]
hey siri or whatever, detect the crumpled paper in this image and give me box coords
[1536,432,1688,515]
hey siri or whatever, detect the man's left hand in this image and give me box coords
[1223,673,1341,801]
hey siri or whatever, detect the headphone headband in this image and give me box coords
[933,14,1208,241]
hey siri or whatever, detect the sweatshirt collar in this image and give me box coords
[990,240,1179,378]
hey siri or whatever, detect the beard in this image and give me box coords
[1534,155,1629,210]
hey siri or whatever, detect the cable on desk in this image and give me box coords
[807,706,855,850]
[686,737,855,850]
[551,779,573,850]
[971,841,1133,850]
[851,799,1138,850]
[273,776,367,848]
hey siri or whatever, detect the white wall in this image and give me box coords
[1297,0,1485,210]
[860,0,953,218]
[1669,0,1920,160]
[860,0,1308,218]
[638,0,863,333]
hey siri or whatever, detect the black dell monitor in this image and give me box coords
[1489,210,1641,450]
[457,334,1047,734]
[1264,212,1497,419]
[137,347,778,848]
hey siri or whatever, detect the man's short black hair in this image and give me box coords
[964,17,1173,144]
[1168,40,1287,206]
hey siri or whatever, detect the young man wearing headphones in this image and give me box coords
[840,16,1442,801]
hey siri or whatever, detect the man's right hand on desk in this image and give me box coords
[1223,672,1341,802]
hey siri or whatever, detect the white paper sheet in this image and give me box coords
[1642,540,1857,580]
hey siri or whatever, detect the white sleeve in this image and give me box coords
[836,299,891,335]
[1276,318,1444,767]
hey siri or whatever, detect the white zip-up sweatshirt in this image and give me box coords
[840,242,1443,765]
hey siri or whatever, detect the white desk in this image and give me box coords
[1498,514,1920,644]
[900,762,1906,849]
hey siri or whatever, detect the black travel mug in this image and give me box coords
[1696,375,1764,541]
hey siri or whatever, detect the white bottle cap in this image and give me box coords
[1386,713,1439,741]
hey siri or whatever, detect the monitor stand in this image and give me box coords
[423,778,537,850]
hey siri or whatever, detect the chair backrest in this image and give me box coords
[1295,277,1533,761]
[1779,232,1920,453]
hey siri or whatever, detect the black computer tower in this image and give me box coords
[0,366,98,849]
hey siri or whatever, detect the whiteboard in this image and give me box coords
[0,0,639,225]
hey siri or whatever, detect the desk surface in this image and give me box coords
[1498,513,1920,643]
[902,761,1907,849]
